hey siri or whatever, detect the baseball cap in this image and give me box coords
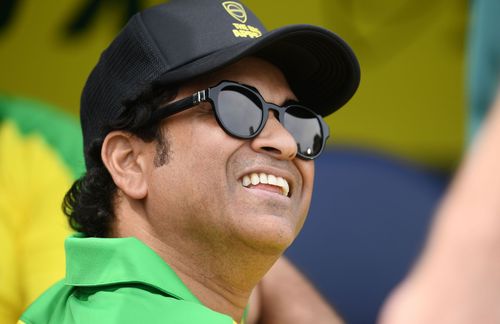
[81,0,360,165]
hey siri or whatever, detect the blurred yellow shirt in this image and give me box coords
[0,95,83,324]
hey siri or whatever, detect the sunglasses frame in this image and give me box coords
[149,80,330,160]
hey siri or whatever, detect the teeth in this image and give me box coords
[259,173,268,184]
[277,177,289,197]
[242,175,251,186]
[241,172,290,197]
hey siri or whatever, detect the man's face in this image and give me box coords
[143,57,315,255]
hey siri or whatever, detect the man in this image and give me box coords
[19,0,360,323]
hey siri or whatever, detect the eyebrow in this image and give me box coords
[283,98,301,106]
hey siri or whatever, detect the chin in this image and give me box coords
[235,213,301,254]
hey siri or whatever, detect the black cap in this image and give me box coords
[81,0,360,166]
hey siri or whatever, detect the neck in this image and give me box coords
[171,247,278,320]
[111,205,282,322]
[147,230,281,322]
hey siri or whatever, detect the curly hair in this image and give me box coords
[63,85,178,237]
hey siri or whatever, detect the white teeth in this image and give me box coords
[283,179,289,197]
[241,172,290,197]
[251,173,260,185]
[268,174,277,186]
[259,173,268,184]
[276,177,289,197]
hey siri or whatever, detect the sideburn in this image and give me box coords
[154,127,170,167]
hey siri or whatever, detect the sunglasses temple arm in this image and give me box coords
[150,90,208,121]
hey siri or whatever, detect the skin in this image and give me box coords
[379,91,500,323]
[101,57,315,322]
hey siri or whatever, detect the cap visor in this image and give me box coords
[154,24,360,116]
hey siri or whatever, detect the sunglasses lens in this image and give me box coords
[217,89,262,137]
[214,84,324,159]
[283,106,324,158]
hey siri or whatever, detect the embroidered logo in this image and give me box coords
[222,1,262,38]
[222,1,247,23]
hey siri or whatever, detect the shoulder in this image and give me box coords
[21,283,235,324]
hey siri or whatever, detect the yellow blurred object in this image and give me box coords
[320,0,468,169]
[0,95,83,324]
[0,122,72,323]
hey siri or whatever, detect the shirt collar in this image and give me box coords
[64,234,199,303]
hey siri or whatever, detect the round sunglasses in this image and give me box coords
[149,80,330,160]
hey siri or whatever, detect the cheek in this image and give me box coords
[295,160,315,219]
[166,116,242,187]
[298,160,315,195]
[291,161,314,234]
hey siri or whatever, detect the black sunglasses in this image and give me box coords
[149,80,330,160]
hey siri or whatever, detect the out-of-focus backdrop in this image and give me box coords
[1,1,480,324]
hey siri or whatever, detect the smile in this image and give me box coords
[241,172,290,197]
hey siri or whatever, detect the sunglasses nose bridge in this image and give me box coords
[251,107,298,160]
[262,104,292,135]
[265,103,286,124]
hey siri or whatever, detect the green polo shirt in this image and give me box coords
[19,235,240,324]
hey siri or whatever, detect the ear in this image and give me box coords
[101,131,151,200]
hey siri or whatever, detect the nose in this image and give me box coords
[250,112,297,160]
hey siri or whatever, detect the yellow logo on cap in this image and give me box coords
[222,1,247,23]
[222,1,262,38]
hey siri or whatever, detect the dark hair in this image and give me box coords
[63,85,177,237]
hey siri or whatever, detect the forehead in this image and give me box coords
[177,57,298,104]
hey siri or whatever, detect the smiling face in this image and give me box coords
[142,57,315,255]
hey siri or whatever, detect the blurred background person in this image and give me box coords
[0,95,83,323]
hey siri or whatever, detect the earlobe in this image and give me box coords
[101,131,149,200]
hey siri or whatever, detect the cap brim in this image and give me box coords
[154,24,360,116]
